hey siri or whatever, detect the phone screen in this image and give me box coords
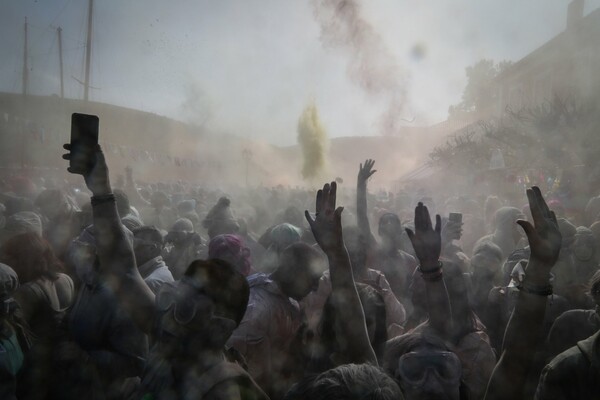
[70,113,99,175]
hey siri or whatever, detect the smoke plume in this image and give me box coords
[297,102,329,181]
[180,81,212,128]
[312,0,409,135]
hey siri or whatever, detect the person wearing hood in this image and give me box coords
[163,218,203,280]
[258,222,303,273]
[545,270,600,364]
[474,206,525,261]
[202,196,240,239]
[208,234,253,277]
[132,226,174,294]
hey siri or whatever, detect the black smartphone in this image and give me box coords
[70,113,99,175]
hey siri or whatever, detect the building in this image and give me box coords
[495,0,600,115]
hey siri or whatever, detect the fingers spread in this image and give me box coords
[334,206,344,223]
[517,219,536,240]
[330,181,337,210]
[435,214,442,234]
[316,189,323,214]
[305,210,315,226]
[422,205,432,231]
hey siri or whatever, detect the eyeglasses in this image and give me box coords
[396,351,462,386]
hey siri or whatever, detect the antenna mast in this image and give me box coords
[22,17,29,96]
[84,0,93,101]
[58,27,64,98]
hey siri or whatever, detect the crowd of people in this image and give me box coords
[0,141,599,400]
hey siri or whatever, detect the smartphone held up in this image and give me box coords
[69,113,99,175]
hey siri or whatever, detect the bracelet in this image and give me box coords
[91,193,115,207]
[419,262,443,282]
[517,282,553,296]
[418,261,443,274]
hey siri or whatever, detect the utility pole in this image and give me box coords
[83,0,93,101]
[22,17,28,96]
[57,27,64,98]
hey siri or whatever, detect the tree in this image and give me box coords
[449,59,512,118]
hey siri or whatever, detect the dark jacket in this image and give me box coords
[535,330,600,399]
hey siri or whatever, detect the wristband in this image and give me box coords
[419,262,443,282]
[517,282,553,297]
[91,193,116,207]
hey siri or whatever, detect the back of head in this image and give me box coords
[171,218,194,233]
[473,241,502,260]
[2,211,43,241]
[202,196,239,237]
[284,363,404,400]
[35,188,70,219]
[0,263,19,297]
[278,242,326,278]
[270,223,302,250]
[383,332,449,375]
[184,259,249,325]
[133,225,164,246]
[1,232,63,283]
[208,234,251,276]
[494,207,522,231]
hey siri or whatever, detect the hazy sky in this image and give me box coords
[2,0,599,145]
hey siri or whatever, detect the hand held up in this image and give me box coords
[357,159,377,185]
[517,186,561,275]
[305,182,345,254]
[63,143,112,196]
[405,202,442,270]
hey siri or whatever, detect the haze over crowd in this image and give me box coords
[2,0,600,146]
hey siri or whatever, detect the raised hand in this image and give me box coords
[63,143,111,196]
[405,202,442,270]
[517,186,561,266]
[305,182,344,253]
[357,159,377,185]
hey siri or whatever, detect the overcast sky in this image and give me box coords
[2,0,599,145]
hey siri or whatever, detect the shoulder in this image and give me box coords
[536,345,590,399]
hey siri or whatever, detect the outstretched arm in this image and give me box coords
[484,187,561,400]
[306,182,377,365]
[63,144,156,334]
[356,159,377,249]
[405,203,453,336]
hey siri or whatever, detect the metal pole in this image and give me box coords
[58,27,64,98]
[84,0,93,101]
[22,17,28,96]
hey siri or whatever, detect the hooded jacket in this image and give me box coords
[535,330,600,399]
